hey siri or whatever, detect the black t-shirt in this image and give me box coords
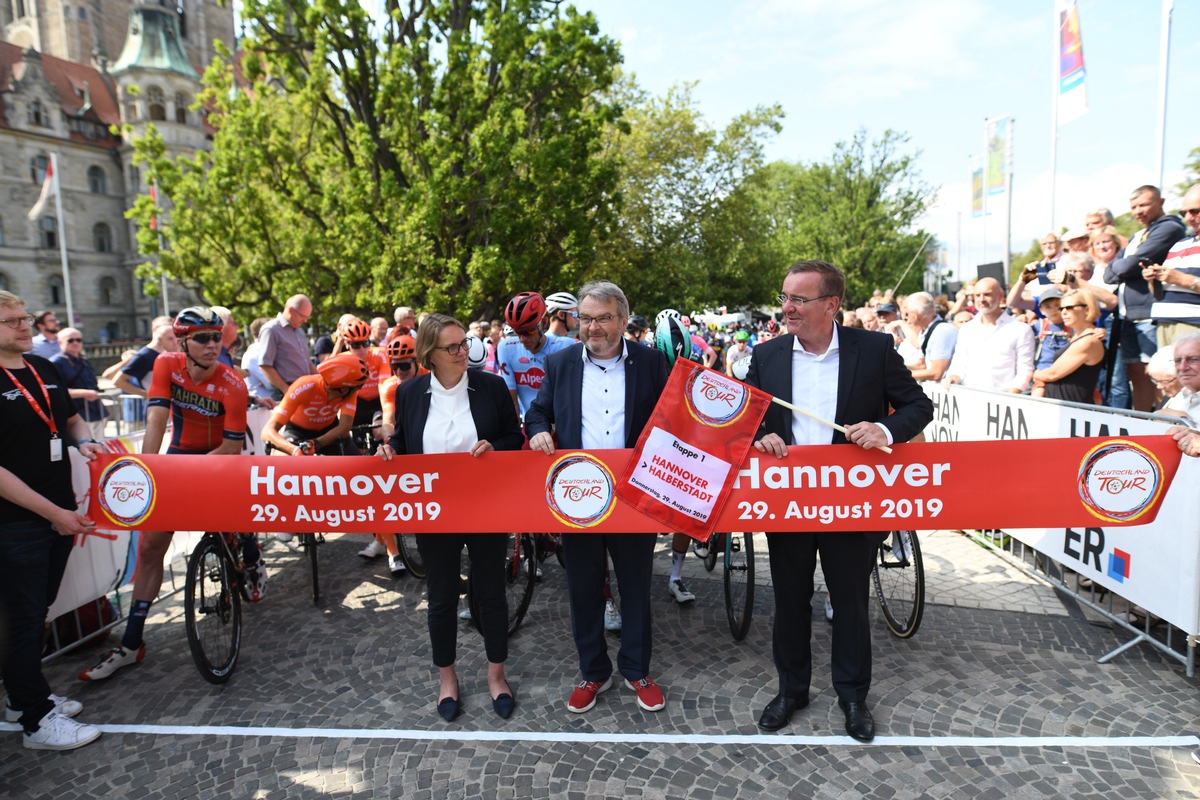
[120,345,160,383]
[0,355,77,522]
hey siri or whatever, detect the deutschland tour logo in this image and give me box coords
[684,368,749,427]
[545,453,616,528]
[97,457,157,527]
[1077,440,1164,524]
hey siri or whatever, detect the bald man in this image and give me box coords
[944,277,1036,392]
[259,294,314,400]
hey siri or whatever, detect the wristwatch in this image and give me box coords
[76,438,96,447]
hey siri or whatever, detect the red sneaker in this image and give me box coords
[567,677,612,713]
[626,676,665,711]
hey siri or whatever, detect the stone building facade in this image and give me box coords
[0,1,234,341]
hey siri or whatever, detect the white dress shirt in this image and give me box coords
[946,312,1036,392]
[580,341,627,450]
[790,327,840,447]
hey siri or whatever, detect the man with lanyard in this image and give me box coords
[497,291,572,421]
[0,291,104,750]
[79,307,252,683]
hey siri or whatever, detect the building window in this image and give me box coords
[48,275,64,305]
[79,6,86,18]
[15,0,26,19]
[0,217,5,246]
[0,272,10,292]
[93,222,113,252]
[40,217,57,249]
[99,276,118,305]
[87,166,107,194]
[29,99,48,127]
[31,155,48,184]
[146,86,166,121]
[174,92,189,124]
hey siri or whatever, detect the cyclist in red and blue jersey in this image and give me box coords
[80,307,256,683]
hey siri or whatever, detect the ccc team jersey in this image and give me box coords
[147,353,248,453]
[354,348,390,402]
[271,374,357,433]
[498,333,572,417]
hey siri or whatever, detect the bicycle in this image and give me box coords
[468,532,537,636]
[871,530,924,638]
[696,531,756,641]
[184,532,254,684]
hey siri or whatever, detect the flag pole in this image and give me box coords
[1004,117,1015,278]
[767,396,894,455]
[1154,0,1174,189]
[49,153,76,328]
[1050,5,1059,232]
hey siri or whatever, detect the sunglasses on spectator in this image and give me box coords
[391,360,415,371]
[189,332,222,345]
[1058,304,1083,312]
[1183,207,1200,217]
[65,337,83,344]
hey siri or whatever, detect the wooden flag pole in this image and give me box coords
[768,396,894,455]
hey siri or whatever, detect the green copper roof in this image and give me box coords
[109,5,200,79]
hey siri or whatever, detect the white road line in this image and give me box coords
[3,721,1197,747]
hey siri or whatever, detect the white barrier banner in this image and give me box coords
[922,384,1200,635]
[48,409,273,621]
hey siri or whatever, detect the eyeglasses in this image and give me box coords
[391,360,415,371]
[777,294,833,307]
[347,341,370,349]
[1151,376,1177,387]
[1174,355,1200,368]
[188,332,223,345]
[434,339,470,356]
[65,337,83,344]
[1182,207,1200,217]
[0,314,35,329]
[578,314,618,327]
[1058,304,1083,312]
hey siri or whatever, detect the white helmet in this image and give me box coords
[464,334,488,369]
[654,308,681,329]
[545,291,578,311]
[730,356,752,381]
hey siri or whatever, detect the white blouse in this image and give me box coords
[422,372,478,454]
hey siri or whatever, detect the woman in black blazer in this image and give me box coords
[377,313,523,721]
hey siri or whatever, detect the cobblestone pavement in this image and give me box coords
[3,531,1198,799]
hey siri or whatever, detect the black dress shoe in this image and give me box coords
[492,692,515,719]
[757,693,809,731]
[437,696,461,722]
[838,698,875,742]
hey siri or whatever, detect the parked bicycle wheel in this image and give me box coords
[299,532,321,604]
[872,530,924,639]
[396,533,425,578]
[184,533,242,684]
[702,532,720,573]
[723,531,755,641]
[469,533,536,636]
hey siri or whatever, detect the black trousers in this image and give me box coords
[766,531,882,704]
[415,533,508,667]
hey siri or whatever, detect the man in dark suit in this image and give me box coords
[745,260,933,742]
[525,280,670,715]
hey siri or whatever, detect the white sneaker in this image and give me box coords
[892,531,912,562]
[604,599,622,631]
[247,562,269,603]
[5,693,82,723]
[692,541,709,559]
[23,710,101,751]
[359,539,387,559]
[274,533,293,544]
[458,608,473,621]
[78,644,145,682]
[824,592,834,622]
[388,554,406,576]
[668,579,696,604]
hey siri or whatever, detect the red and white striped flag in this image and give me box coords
[27,159,55,220]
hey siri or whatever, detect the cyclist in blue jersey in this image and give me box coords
[497,292,573,419]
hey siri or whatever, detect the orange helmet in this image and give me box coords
[386,334,416,361]
[317,353,369,390]
[338,317,372,343]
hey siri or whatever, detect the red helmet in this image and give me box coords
[338,317,372,343]
[386,334,416,361]
[173,306,223,337]
[505,292,546,333]
[766,319,780,334]
[317,353,369,390]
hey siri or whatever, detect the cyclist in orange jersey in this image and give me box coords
[261,353,367,457]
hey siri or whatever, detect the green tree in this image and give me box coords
[128,0,624,324]
[1175,146,1200,197]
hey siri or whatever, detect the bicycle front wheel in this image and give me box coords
[396,533,425,578]
[184,534,242,684]
[872,530,924,638]
[470,533,536,636]
[300,533,320,604]
[723,532,755,641]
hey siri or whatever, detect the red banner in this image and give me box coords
[86,436,1181,535]
[617,360,771,540]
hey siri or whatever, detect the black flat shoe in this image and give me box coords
[757,693,809,731]
[437,696,461,722]
[492,692,515,719]
[838,698,875,742]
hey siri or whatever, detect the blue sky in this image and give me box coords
[574,0,1200,279]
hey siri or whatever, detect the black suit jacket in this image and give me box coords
[386,369,524,455]
[524,341,669,449]
[745,325,933,448]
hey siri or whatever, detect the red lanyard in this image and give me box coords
[2,360,59,436]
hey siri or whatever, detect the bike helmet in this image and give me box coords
[505,292,546,333]
[317,353,369,390]
[545,291,578,312]
[654,316,692,367]
[766,319,780,334]
[464,334,488,368]
[386,334,416,361]
[338,317,372,343]
[173,306,223,337]
[654,308,681,329]
[734,330,750,342]
[626,314,648,334]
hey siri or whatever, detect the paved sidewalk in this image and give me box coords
[3,530,1198,799]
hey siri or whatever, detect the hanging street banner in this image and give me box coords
[615,360,772,541]
[971,164,985,218]
[1057,0,1088,125]
[985,116,1010,197]
[86,436,1181,536]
